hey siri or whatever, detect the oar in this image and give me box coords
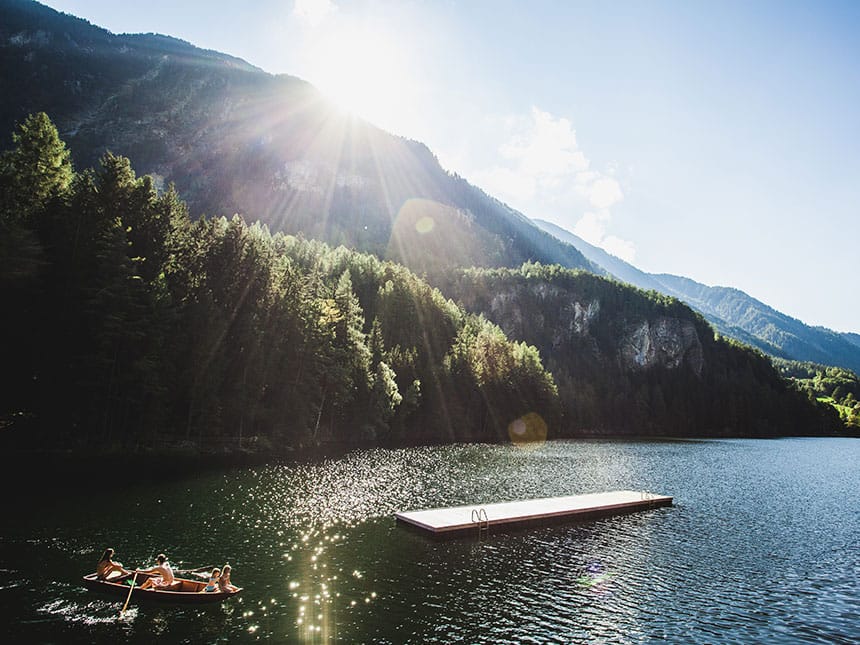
[120,571,139,617]
[175,565,215,574]
[175,565,215,578]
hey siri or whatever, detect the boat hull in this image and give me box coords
[82,572,241,605]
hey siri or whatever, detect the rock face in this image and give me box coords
[441,266,845,438]
[620,317,704,375]
[572,300,600,336]
[533,218,860,376]
[461,274,706,377]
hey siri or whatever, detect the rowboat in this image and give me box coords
[82,571,242,604]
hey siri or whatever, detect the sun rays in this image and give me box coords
[300,18,416,130]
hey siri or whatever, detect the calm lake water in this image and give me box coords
[2,438,858,643]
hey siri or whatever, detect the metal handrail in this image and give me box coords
[471,507,489,539]
[642,489,658,507]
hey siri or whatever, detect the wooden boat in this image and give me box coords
[82,571,242,604]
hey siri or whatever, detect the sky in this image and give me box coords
[42,0,860,333]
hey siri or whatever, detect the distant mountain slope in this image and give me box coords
[0,0,594,275]
[649,274,859,370]
[534,219,860,374]
[843,333,860,350]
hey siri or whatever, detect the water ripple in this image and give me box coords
[3,438,860,643]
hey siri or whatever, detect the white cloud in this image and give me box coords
[499,107,589,179]
[572,211,609,246]
[467,106,635,262]
[602,235,637,263]
[583,176,624,210]
[293,0,336,27]
[571,211,636,261]
[473,166,536,202]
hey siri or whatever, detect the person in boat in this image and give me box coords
[96,548,130,580]
[219,564,238,592]
[138,553,176,590]
[202,567,221,592]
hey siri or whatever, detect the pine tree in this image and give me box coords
[0,113,74,426]
[0,112,72,225]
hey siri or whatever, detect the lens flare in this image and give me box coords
[386,198,482,274]
[415,216,435,234]
[507,412,547,449]
[576,561,615,595]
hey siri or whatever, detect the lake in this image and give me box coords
[2,438,858,643]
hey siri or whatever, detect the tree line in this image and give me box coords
[774,359,860,429]
[0,114,847,451]
[0,113,558,451]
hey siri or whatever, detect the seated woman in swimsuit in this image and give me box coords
[138,553,177,590]
[201,567,221,592]
[96,548,130,580]
[218,564,238,592]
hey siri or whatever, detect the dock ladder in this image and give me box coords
[471,507,489,540]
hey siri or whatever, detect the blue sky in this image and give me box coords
[43,0,860,332]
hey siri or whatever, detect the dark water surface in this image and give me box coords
[2,438,858,643]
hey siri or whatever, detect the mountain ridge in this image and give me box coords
[533,218,860,374]
[0,0,597,278]
[0,2,851,440]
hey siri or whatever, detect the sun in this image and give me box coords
[303,21,414,130]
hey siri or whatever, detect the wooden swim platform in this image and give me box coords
[395,490,672,537]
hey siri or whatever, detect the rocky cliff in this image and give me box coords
[533,218,860,375]
[619,317,704,375]
[439,264,842,437]
[449,268,707,378]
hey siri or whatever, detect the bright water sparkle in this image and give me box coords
[2,438,858,643]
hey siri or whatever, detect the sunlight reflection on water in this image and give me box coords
[3,439,860,643]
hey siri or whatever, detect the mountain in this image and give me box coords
[843,332,860,350]
[0,0,595,277]
[438,264,842,437]
[0,4,848,441]
[0,112,841,443]
[533,219,860,374]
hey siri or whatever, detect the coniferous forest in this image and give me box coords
[438,264,843,437]
[0,114,847,453]
[1,113,559,451]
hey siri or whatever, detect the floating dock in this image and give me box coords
[395,490,672,538]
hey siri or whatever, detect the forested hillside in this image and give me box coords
[775,360,860,429]
[2,115,846,448]
[439,264,843,437]
[0,0,594,277]
[9,0,853,388]
[0,114,560,449]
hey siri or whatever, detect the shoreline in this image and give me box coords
[6,433,857,505]
[6,430,857,462]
